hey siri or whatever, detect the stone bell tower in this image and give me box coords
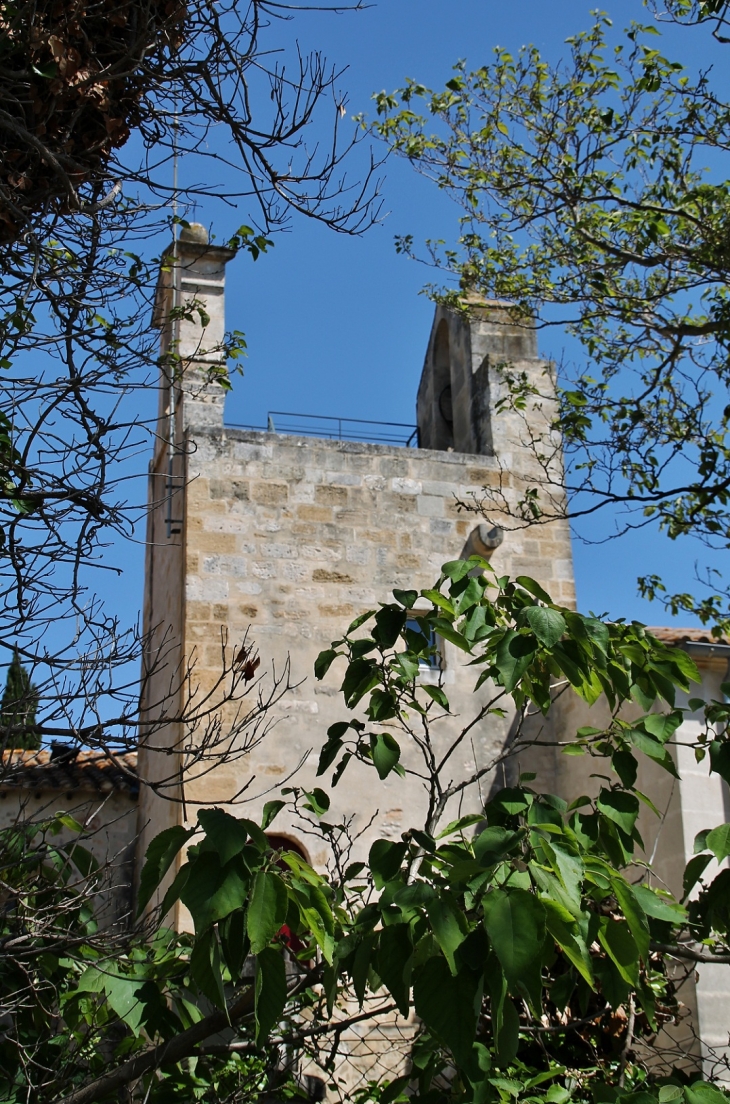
[135,232,730,1080]
[136,234,575,894]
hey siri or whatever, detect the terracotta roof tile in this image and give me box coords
[0,750,138,796]
[647,627,730,647]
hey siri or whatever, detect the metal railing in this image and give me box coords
[226,410,419,447]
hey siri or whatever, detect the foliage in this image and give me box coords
[1,648,39,749]
[369,12,730,630]
[311,561,730,1101]
[0,0,379,767]
[7,564,730,1101]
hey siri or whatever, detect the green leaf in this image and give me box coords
[642,712,683,742]
[413,955,480,1067]
[426,896,468,974]
[683,853,713,900]
[473,826,522,865]
[523,606,566,648]
[542,899,593,985]
[317,735,344,776]
[159,862,191,920]
[438,814,485,839]
[315,648,340,680]
[596,788,639,835]
[582,617,610,654]
[181,855,250,933]
[248,871,288,954]
[352,933,376,1006]
[377,923,413,1015]
[370,732,401,779]
[684,1084,730,1104]
[706,824,730,863]
[103,974,148,1033]
[369,839,408,889]
[423,684,450,710]
[374,605,407,648]
[628,729,679,777]
[303,788,331,817]
[611,877,649,961]
[393,588,418,608]
[433,617,472,652]
[598,918,639,986]
[632,884,686,923]
[442,559,474,582]
[612,749,638,789]
[137,825,194,914]
[710,740,730,785]
[483,888,546,1008]
[495,631,536,692]
[515,576,553,604]
[190,929,227,1010]
[341,658,380,707]
[347,609,377,634]
[261,800,286,830]
[198,808,252,864]
[255,946,287,1046]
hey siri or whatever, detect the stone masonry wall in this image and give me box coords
[177,425,575,870]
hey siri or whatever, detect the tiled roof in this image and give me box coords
[648,627,730,647]
[0,750,138,796]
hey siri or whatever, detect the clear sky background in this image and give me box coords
[117,1,730,628]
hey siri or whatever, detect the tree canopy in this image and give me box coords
[370,8,730,630]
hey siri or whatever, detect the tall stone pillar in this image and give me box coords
[136,224,235,908]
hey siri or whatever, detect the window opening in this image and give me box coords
[405,617,442,670]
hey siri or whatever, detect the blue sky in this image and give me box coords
[120,1,730,627]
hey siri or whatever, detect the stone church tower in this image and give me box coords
[138,225,574,857]
[138,227,730,1074]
